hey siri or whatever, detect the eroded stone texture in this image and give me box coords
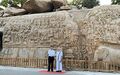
[1,5,120,61]
[34,48,49,58]
[1,11,79,59]
[68,9,91,59]
[78,5,120,60]
[23,0,53,13]
[94,45,120,65]
[0,48,49,58]
[51,0,67,9]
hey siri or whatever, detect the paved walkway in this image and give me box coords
[0,66,120,75]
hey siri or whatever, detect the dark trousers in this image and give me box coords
[48,56,54,71]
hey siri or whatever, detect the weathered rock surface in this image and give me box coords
[0,7,27,17]
[1,5,120,62]
[58,5,71,11]
[68,9,91,59]
[51,0,67,9]
[78,5,120,59]
[23,0,53,13]
[1,11,79,58]
[94,45,120,65]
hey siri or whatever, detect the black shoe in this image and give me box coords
[56,71,59,72]
[59,70,62,72]
[48,70,50,72]
[58,70,62,72]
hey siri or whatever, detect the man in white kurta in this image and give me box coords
[56,48,63,72]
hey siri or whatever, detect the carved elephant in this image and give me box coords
[94,45,120,65]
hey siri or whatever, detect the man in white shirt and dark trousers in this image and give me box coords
[48,46,55,72]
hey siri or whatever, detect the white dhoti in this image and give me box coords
[56,60,62,71]
[56,50,63,71]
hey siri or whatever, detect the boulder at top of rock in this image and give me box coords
[51,0,67,10]
[0,7,26,17]
[22,0,53,13]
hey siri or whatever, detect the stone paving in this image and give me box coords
[0,66,120,75]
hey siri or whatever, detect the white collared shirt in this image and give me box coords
[48,49,55,57]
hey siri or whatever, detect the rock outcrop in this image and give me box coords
[77,5,120,59]
[1,11,79,58]
[23,0,53,13]
[1,5,120,62]
[0,0,69,16]
[22,0,68,13]
[0,7,27,17]
[51,0,67,9]
[94,45,120,65]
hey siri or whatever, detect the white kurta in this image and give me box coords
[56,50,63,71]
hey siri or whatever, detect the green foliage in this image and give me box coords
[70,0,99,9]
[0,0,27,7]
[112,0,120,4]
[0,0,8,7]
[70,0,83,6]
[82,0,99,8]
